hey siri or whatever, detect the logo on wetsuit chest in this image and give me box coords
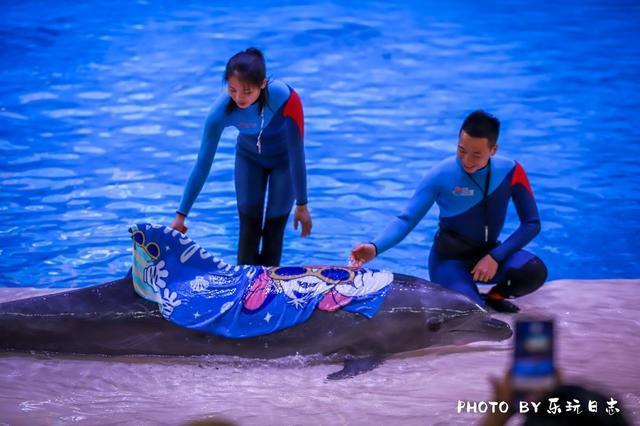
[237,121,257,128]
[452,186,475,196]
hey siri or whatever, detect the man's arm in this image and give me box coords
[372,169,439,255]
[489,163,541,262]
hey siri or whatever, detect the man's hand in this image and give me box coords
[349,243,376,268]
[293,204,312,237]
[471,254,498,282]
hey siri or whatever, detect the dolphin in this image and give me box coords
[0,275,511,378]
[0,226,512,379]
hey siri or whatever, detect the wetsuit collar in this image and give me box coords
[455,156,490,176]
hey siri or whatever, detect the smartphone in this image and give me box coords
[511,318,557,397]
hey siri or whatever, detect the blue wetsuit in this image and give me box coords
[177,80,307,266]
[372,155,547,306]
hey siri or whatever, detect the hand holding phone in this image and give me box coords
[511,318,558,401]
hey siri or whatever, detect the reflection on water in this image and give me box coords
[1,1,639,287]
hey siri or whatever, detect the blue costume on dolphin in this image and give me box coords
[372,155,547,306]
[131,223,392,338]
[177,79,307,266]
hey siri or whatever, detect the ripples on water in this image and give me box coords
[1,0,639,288]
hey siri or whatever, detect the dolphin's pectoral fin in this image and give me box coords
[326,356,386,381]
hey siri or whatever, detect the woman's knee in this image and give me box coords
[237,213,262,265]
[260,214,289,266]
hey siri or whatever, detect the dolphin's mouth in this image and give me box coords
[445,315,513,342]
[482,317,513,340]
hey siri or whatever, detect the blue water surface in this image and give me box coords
[1,0,639,288]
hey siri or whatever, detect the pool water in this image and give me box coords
[1,0,639,288]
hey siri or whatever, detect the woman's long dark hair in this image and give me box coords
[224,47,268,114]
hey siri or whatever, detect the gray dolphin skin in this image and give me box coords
[0,273,511,378]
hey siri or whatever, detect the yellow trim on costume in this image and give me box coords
[131,230,160,260]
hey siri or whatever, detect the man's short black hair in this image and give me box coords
[459,110,500,147]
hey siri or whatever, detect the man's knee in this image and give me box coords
[495,256,547,298]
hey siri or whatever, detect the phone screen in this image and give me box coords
[511,319,555,392]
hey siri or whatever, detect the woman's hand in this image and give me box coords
[350,243,376,268]
[293,204,312,237]
[170,213,187,234]
[471,254,498,282]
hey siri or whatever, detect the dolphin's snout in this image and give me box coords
[483,317,513,341]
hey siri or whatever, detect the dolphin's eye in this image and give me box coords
[426,317,443,332]
[146,242,160,259]
[132,231,145,245]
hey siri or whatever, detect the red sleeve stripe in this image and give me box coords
[510,162,534,198]
[283,89,304,140]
